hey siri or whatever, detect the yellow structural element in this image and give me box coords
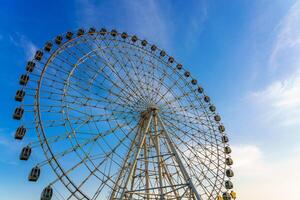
[217,195,223,200]
[231,191,237,199]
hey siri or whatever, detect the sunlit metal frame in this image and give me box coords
[13,27,235,200]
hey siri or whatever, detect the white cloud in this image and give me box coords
[0,129,22,165]
[248,0,300,127]
[75,0,207,51]
[121,0,171,48]
[232,145,300,200]
[182,0,208,49]
[75,0,172,48]
[75,0,101,27]
[249,70,300,126]
[269,0,300,72]
[9,34,38,60]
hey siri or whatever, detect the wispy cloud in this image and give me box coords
[75,0,172,48]
[249,70,300,126]
[9,34,38,60]
[121,0,171,48]
[269,0,300,73]
[181,0,208,49]
[0,129,22,166]
[75,0,208,51]
[75,0,103,27]
[233,144,300,200]
[247,0,300,127]
[0,128,23,152]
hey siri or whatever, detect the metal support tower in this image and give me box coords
[110,107,201,200]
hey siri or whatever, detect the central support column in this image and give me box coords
[110,106,202,200]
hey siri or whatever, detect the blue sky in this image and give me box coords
[1,0,300,199]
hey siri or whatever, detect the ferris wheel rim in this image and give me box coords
[13,27,234,200]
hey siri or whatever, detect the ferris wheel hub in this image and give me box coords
[140,106,159,117]
[13,27,234,200]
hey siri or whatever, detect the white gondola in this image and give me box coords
[26,61,35,72]
[19,74,29,85]
[88,27,96,34]
[111,29,117,37]
[15,126,26,140]
[13,107,24,120]
[184,71,190,77]
[77,28,84,36]
[15,90,25,102]
[225,157,233,165]
[223,192,232,200]
[224,146,232,154]
[226,169,234,177]
[100,28,107,36]
[168,56,174,63]
[121,32,128,39]
[41,186,53,200]
[141,39,147,46]
[191,79,197,85]
[66,31,73,40]
[160,50,166,57]
[222,135,229,143]
[177,63,183,70]
[131,35,138,42]
[34,50,43,61]
[209,105,216,112]
[55,35,63,45]
[28,166,40,182]
[151,45,157,51]
[20,146,31,160]
[225,180,233,189]
[218,125,225,132]
[214,115,221,122]
[44,42,52,52]
[204,95,210,102]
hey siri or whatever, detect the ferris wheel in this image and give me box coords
[13,27,236,200]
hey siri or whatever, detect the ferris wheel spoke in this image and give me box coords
[159,125,223,180]
[63,105,139,125]
[162,115,214,140]
[15,30,234,200]
[160,112,214,133]
[46,119,139,176]
[159,88,199,109]
[51,50,137,109]
[133,48,159,103]
[113,46,154,102]
[115,44,159,103]
[34,88,135,110]
[159,116,222,158]
[68,38,148,105]
[57,118,136,154]
[161,106,207,118]
[95,44,149,103]
[159,121,221,165]
[70,122,142,198]
[93,35,150,101]
[29,133,75,149]
[74,114,140,162]
[48,150,102,187]
[115,49,152,103]
[65,78,137,111]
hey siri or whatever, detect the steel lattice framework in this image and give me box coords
[13,28,236,200]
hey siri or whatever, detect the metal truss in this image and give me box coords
[12,28,235,200]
